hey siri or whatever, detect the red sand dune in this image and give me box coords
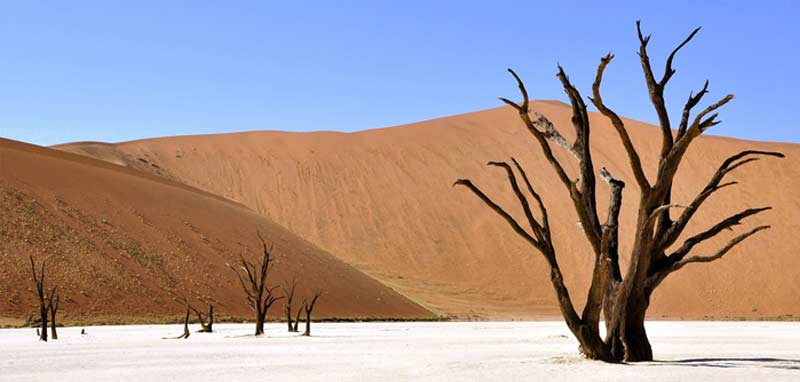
[0,138,432,324]
[56,101,800,319]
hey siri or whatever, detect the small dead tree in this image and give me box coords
[456,21,783,362]
[47,288,60,340]
[282,278,298,332]
[302,290,323,337]
[292,304,303,332]
[179,304,191,339]
[164,304,191,339]
[190,303,214,333]
[29,256,49,341]
[229,232,285,336]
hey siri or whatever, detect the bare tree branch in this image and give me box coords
[675,225,770,268]
[581,167,625,325]
[657,150,784,251]
[589,53,651,191]
[532,111,580,159]
[453,179,541,250]
[663,207,771,268]
[487,160,546,242]
[636,20,673,157]
[661,26,701,86]
[502,68,574,190]
[511,158,550,237]
[555,65,603,254]
[677,80,709,139]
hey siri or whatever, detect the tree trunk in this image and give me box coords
[39,305,48,342]
[255,309,265,336]
[574,325,613,361]
[205,304,214,332]
[303,311,311,336]
[293,306,302,332]
[603,281,625,361]
[49,307,58,340]
[620,293,653,362]
[181,306,191,339]
[285,306,293,332]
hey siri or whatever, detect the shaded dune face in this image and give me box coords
[58,101,800,319]
[0,138,432,323]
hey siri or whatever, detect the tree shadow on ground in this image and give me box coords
[649,358,800,371]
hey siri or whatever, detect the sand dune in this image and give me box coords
[0,138,432,324]
[56,101,800,319]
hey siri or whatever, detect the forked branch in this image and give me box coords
[589,53,650,191]
[453,179,541,250]
[675,225,770,267]
[657,150,784,251]
[664,207,772,268]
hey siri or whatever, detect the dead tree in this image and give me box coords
[228,232,285,336]
[292,304,302,332]
[47,288,60,340]
[29,256,49,341]
[190,303,214,333]
[302,290,322,337]
[180,304,191,339]
[282,278,298,332]
[164,304,191,339]
[455,21,783,362]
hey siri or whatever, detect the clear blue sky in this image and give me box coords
[1,1,798,146]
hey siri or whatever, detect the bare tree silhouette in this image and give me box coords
[228,232,285,336]
[302,289,323,337]
[282,278,298,332]
[456,21,783,362]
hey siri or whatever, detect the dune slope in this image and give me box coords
[57,101,800,319]
[0,138,432,323]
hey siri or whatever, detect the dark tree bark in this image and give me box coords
[47,288,60,340]
[292,304,302,332]
[190,303,214,333]
[282,278,298,332]
[456,22,783,362]
[174,304,191,339]
[29,256,49,342]
[180,305,191,339]
[302,290,322,337]
[228,232,285,336]
[162,304,191,339]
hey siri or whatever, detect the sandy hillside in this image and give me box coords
[0,138,432,324]
[57,101,800,319]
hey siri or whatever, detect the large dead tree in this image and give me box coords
[282,278,298,332]
[29,256,51,342]
[301,289,322,337]
[229,232,284,336]
[455,22,783,362]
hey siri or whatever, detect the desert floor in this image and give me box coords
[1,321,798,381]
